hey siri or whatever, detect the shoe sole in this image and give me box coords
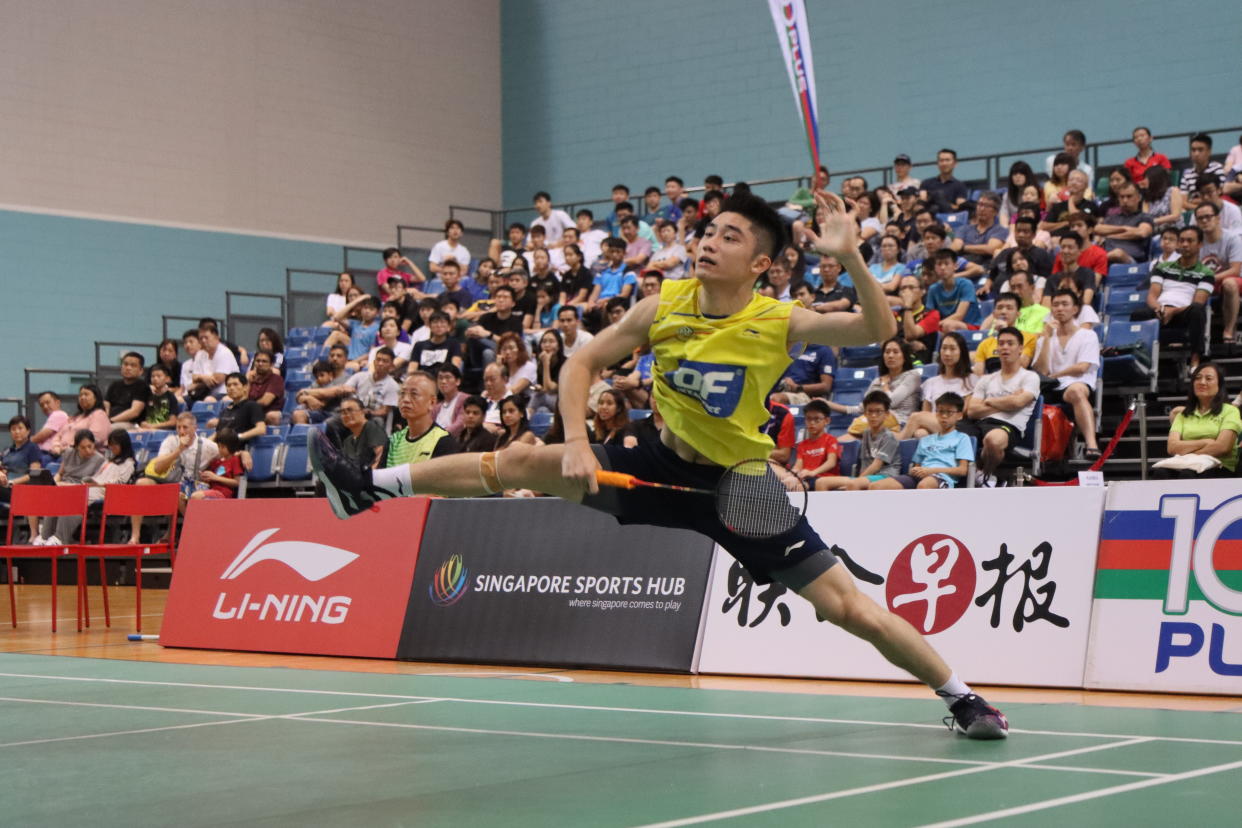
[307,430,351,521]
[954,718,1009,740]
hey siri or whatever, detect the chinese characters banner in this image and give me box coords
[697,487,1104,687]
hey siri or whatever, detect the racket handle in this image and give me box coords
[595,470,638,490]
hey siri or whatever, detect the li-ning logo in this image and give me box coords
[664,360,746,417]
[220,528,359,582]
[430,555,470,606]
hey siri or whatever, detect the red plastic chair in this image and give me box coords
[0,484,90,633]
[71,484,180,633]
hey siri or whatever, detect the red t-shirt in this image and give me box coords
[796,432,840,474]
[207,453,244,499]
[1053,244,1108,277]
[763,403,797,450]
[894,305,942,337]
[1123,153,1171,184]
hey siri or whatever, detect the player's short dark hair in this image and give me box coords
[935,392,965,412]
[863,390,891,410]
[803,399,830,418]
[719,191,786,261]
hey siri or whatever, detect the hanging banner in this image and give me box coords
[1086,480,1242,694]
[769,0,821,172]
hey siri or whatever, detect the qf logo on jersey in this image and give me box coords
[665,360,747,417]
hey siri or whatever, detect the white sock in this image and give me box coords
[370,464,412,497]
[935,673,972,706]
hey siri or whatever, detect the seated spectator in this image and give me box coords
[999,161,1038,224]
[1098,167,1130,216]
[619,217,652,273]
[45,384,110,457]
[1045,129,1094,182]
[146,338,182,389]
[868,235,908,302]
[184,426,244,504]
[926,250,982,333]
[291,358,349,425]
[375,247,427,297]
[345,347,400,421]
[528,284,562,334]
[457,395,499,452]
[178,328,209,404]
[974,293,1037,373]
[496,395,538,450]
[492,222,528,269]
[901,332,976,439]
[41,431,138,542]
[761,398,797,467]
[1132,226,1213,371]
[194,324,241,400]
[760,256,795,302]
[920,149,968,213]
[495,332,536,400]
[529,329,565,416]
[951,193,1007,267]
[1049,231,1099,308]
[1001,202,1054,251]
[34,429,106,545]
[525,246,559,303]
[791,282,817,310]
[480,362,508,429]
[333,395,387,469]
[379,373,460,469]
[1007,271,1051,335]
[1033,289,1102,459]
[1095,182,1154,264]
[560,244,595,311]
[875,392,974,490]
[105,352,151,427]
[326,294,381,370]
[1043,152,1077,205]
[1047,268,1101,331]
[464,286,524,367]
[851,191,885,249]
[131,411,218,539]
[613,201,658,247]
[894,275,940,357]
[829,339,921,438]
[384,278,419,333]
[255,328,284,375]
[640,270,664,299]
[909,226,984,285]
[817,391,902,490]
[1041,171,1098,233]
[0,416,43,510]
[770,341,835,407]
[325,272,356,325]
[407,296,440,343]
[663,176,687,221]
[611,346,654,411]
[574,209,607,267]
[30,392,69,463]
[370,317,414,374]
[1194,201,1242,344]
[963,327,1040,486]
[1155,363,1239,479]
[808,255,857,313]
[586,238,637,328]
[1052,213,1108,280]
[208,373,267,444]
[790,400,840,490]
[435,259,475,312]
[530,191,575,246]
[556,305,594,358]
[1179,132,1225,194]
[432,364,467,437]
[986,217,1054,297]
[1154,226,1182,265]
[140,365,178,430]
[779,165,830,225]
[1196,173,1242,236]
[1125,126,1171,183]
[1140,165,1184,229]
[589,388,637,447]
[411,311,462,372]
[649,220,688,280]
[428,218,471,276]
[639,185,667,226]
[245,349,286,427]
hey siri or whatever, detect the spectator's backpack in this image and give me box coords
[1040,405,1074,464]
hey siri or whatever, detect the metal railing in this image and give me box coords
[93,341,160,387]
[286,268,344,331]
[23,368,96,432]
[226,292,286,356]
[162,315,228,345]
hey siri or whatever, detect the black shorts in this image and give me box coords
[976,417,1019,452]
[581,438,838,590]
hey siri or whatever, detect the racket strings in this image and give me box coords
[717,461,802,539]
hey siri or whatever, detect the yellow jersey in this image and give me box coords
[648,279,793,466]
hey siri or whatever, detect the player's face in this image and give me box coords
[696,212,769,286]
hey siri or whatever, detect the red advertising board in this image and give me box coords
[161,497,430,658]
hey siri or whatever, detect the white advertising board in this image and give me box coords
[698,487,1104,687]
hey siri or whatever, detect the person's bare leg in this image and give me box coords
[898,411,937,440]
[401,443,586,502]
[798,564,950,687]
[1220,277,1239,340]
[1064,383,1098,451]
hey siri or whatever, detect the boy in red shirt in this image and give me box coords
[190,428,245,502]
[791,400,840,488]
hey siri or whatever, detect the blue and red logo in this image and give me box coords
[429,555,469,606]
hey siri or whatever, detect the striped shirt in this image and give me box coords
[1179,162,1225,193]
[1150,260,1215,308]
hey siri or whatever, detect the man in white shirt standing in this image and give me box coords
[1033,289,1101,460]
[530,191,574,247]
[965,327,1041,485]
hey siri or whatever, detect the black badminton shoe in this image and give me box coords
[942,693,1009,740]
[308,429,392,519]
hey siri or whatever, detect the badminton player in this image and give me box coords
[311,189,1008,738]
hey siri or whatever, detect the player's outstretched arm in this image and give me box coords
[558,294,660,493]
[790,190,897,347]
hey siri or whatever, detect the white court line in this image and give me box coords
[0,718,263,749]
[416,671,574,682]
[916,757,1242,828]
[0,670,1239,747]
[0,696,269,719]
[631,739,1155,828]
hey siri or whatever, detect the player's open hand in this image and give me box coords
[802,190,860,258]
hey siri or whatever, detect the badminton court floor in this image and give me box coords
[0,653,1238,826]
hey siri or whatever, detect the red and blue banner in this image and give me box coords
[769,0,821,173]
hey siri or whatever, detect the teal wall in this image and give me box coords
[0,210,343,402]
[501,0,1242,209]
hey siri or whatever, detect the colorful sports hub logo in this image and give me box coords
[430,554,470,606]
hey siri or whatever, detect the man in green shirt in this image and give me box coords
[383,373,459,472]
[1010,270,1051,335]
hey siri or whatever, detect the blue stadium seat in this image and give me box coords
[1104,288,1147,320]
[977,298,995,320]
[628,408,650,421]
[285,327,315,347]
[837,439,860,476]
[1102,319,1159,387]
[963,329,989,354]
[898,438,919,474]
[245,434,283,484]
[529,410,553,437]
[191,400,220,427]
[919,363,940,380]
[834,366,878,393]
[279,429,313,483]
[839,344,881,366]
[422,278,445,295]
[1105,262,1148,292]
[938,211,969,229]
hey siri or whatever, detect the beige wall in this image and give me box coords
[0,0,500,244]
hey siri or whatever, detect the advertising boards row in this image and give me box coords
[161,481,1241,696]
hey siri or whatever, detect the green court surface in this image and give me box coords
[0,654,1238,827]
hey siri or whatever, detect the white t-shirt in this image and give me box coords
[922,373,976,407]
[561,328,594,357]
[203,344,240,395]
[181,351,210,395]
[973,368,1041,432]
[531,210,575,244]
[326,293,347,315]
[368,341,413,366]
[345,370,399,411]
[1076,304,1100,327]
[1035,327,1100,391]
[578,228,607,267]
[429,240,472,267]
[651,242,688,279]
[506,360,537,392]
[158,434,219,480]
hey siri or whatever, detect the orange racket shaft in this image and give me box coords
[595,470,713,495]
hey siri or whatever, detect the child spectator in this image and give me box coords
[141,365,178,430]
[376,247,427,297]
[292,360,345,424]
[106,352,152,427]
[191,427,244,501]
[816,391,902,490]
[587,238,637,326]
[875,393,973,489]
[901,332,976,439]
[791,400,841,490]
[457,395,499,452]
[246,349,286,426]
[926,250,982,333]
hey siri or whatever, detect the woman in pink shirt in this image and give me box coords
[45,384,111,457]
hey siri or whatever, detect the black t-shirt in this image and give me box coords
[216,399,265,441]
[511,289,538,319]
[479,311,524,338]
[459,427,499,453]
[412,337,464,369]
[530,273,561,300]
[440,287,474,310]
[562,266,595,302]
[144,390,178,426]
[105,378,151,418]
[813,283,857,307]
[921,176,969,213]
[1053,266,1097,296]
